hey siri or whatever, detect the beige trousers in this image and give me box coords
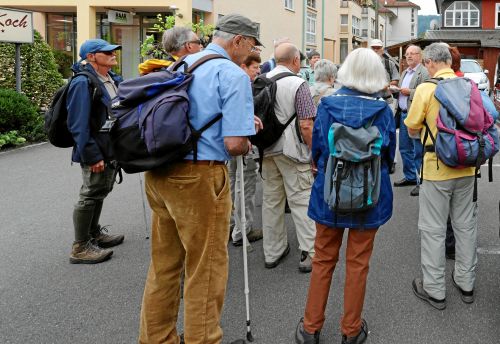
[261,154,316,262]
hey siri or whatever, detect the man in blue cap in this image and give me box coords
[67,39,124,264]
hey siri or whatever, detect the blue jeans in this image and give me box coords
[399,111,422,182]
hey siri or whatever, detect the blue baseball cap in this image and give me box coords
[79,39,121,60]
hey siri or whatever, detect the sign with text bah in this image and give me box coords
[0,8,33,44]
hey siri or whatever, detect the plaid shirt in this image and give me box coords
[295,82,316,120]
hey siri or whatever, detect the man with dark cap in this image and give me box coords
[139,14,261,344]
[67,39,124,264]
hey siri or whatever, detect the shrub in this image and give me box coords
[52,49,74,79]
[0,88,45,146]
[0,31,64,109]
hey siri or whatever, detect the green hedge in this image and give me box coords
[0,88,45,148]
[0,31,64,110]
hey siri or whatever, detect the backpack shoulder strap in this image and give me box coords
[187,54,227,74]
[424,77,444,85]
[72,71,103,99]
[384,58,391,76]
[269,71,297,82]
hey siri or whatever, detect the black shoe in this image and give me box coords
[341,319,368,344]
[412,278,446,310]
[410,185,420,196]
[393,178,417,187]
[265,243,290,269]
[445,251,455,260]
[180,333,184,344]
[452,270,474,304]
[295,318,320,344]
[390,162,396,174]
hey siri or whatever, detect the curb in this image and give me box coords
[0,141,48,156]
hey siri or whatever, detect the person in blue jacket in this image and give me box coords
[66,39,124,264]
[295,48,396,344]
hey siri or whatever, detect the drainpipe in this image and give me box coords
[302,0,306,52]
[321,0,325,56]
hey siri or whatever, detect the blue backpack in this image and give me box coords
[108,54,225,173]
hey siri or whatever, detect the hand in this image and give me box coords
[400,87,411,96]
[90,160,105,173]
[311,160,318,177]
[254,116,263,133]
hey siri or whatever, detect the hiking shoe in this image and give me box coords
[452,271,474,304]
[299,251,313,273]
[232,228,263,246]
[393,178,417,187]
[412,278,446,310]
[341,319,368,344]
[91,225,124,248]
[180,333,184,344]
[265,243,290,269]
[295,318,320,344]
[410,185,420,196]
[69,240,113,264]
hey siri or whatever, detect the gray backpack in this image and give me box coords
[324,111,383,214]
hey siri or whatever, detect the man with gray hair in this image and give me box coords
[260,42,317,273]
[139,14,261,344]
[394,45,429,196]
[309,59,338,106]
[138,26,202,75]
[405,43,477,310]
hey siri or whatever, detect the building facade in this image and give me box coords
[0,0,340,78]
[429,0,500,87]
[381,0,420,47]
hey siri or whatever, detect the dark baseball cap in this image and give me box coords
[79,39,121,60]
[215,14,264,47]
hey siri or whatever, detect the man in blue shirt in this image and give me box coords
[139,14,261,344]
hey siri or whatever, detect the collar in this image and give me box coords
[204,43,231,60]
[433,68,455,78]
[337,86,379,98]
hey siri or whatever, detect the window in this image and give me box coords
[371,18,376,38]
[285,0,294,10]
[307,0,317,9]
[411,24,415,37]
[306,12,317,45]
[340,38,348,63]
[352,16,361,36]
[379,24,384,41]
[340,14,349,33]
[444,1,480,27]
[496,3,500,28]
[411,9,415,22]
[340,1,349,8]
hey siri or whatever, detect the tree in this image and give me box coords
[0,31,64,110]
[140,14,215,59]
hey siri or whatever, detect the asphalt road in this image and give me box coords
[1,143,499,344]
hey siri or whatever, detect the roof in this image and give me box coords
[424,30,500,48]
[379,0,421,10]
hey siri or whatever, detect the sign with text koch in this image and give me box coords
[0,8,33,44]
[107,10,133,25]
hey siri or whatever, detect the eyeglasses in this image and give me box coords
[97,51,115,56]
[405,52,420,57]
[243,37,259,53]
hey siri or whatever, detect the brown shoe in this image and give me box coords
[92,225,124,248]
[232,228,263,246]
[69,240,113,264]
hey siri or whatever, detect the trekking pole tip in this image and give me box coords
[246,331,254,342]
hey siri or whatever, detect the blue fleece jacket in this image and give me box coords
[308,86,397,229]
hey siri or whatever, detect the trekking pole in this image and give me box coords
[138,173,150,239]
[237,155,254,342]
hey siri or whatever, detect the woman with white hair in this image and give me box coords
[309,59,338,106]
[295,48,396,344]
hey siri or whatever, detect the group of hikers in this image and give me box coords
[53,12,499,344]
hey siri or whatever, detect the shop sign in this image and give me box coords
[0,8,33,44]
[107,10,133,25]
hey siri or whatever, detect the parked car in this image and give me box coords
[461,59,490,95]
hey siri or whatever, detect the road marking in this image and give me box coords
[477,246,500,255]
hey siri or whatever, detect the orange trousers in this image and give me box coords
[303,224,377,337]
[139,163,231,344]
